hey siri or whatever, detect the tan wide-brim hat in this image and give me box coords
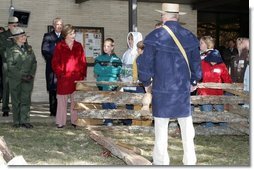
[9,27,29,39]
[155,3,186,15]
[8,16,19,24]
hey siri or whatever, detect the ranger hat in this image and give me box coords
[9,27,28,39]
[8,16,19,24]
[155,3,186,15]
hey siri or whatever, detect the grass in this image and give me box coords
[0,121,250,166]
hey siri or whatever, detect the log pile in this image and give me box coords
[74,81,250,160]
[74,81,249,135]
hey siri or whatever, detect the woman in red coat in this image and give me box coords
[52,24,87,128]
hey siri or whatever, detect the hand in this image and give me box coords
[145,84,152,93]
[190,85,197,92]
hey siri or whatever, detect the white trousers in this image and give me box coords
[152,116,196,165]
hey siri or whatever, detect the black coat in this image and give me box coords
[41,31,63,91]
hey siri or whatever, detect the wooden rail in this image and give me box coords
[74,81,250,136]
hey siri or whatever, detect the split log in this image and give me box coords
[192,111,249,123]
[77,109,248,124]
[88,129,152,165]
[0,136,15,162]
[197,83,243,90]
[115,141,146,156]
[76,80,141,88]
[224,89,249,99]
[73,91,143,105]
[191,95,248,105]
[77,109,152,120]
[0,151,6,165]
[227,122,249,135]
[227,104,249,119]
[76,81,243,90]
[74,91,248,105]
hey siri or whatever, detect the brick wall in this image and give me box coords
[0,0,197,102]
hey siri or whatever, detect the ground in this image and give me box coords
[0,102,250,166]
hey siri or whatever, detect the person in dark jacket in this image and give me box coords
[0,17,19,117]
[41,17,64,116]
[137,3,202,165]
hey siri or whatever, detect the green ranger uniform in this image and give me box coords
[6,44,37,125]
[0,30,14,114]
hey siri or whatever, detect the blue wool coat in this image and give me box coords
[137,21,202,118]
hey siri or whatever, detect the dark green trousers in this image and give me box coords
[2,63,10,112]
[9,78,34,124]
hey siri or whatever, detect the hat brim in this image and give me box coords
[155,9,186,15]
[9,34,29,39]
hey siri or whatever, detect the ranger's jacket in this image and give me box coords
[6,43,37,80]
[0,30,15,62]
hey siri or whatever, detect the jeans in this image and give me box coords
[123,86,145,125]
[102,103,116,124]
[200,104,225,127]
[200,104,224,112]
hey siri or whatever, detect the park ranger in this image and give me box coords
[0,16,19,117]
[6,27,37,128]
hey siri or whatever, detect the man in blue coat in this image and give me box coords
[41,17,63,116]
[137,3,202,165]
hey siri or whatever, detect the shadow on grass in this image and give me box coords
[0,122,250,166]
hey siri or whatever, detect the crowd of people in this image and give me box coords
[0,2,249,165]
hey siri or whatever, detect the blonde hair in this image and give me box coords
[61,24,75,38]
[200,36,215,49]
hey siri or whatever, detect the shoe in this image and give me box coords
[106,122,113,126]
[2,112,9,117]
[202,122,214,128]
[21,123,33,128]
[219,122,227,127]
[57,125,64,128]
[71,124,77,128]
[12,124,20,128]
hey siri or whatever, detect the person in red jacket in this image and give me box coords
[197,49,232,127]
[52,24,87,128]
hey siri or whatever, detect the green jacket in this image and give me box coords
[0,30,14,62]
[6,44,37,80]
[94,53,122,91]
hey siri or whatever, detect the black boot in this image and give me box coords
[2,112,9,117]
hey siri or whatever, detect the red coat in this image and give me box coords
[52,40,87,95]
[197,60,232,95]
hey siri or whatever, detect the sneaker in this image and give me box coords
[203,122,214,128]
[219,122,227,127]
[106,122,113,126]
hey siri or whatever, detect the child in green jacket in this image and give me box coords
[94,38,122,126]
